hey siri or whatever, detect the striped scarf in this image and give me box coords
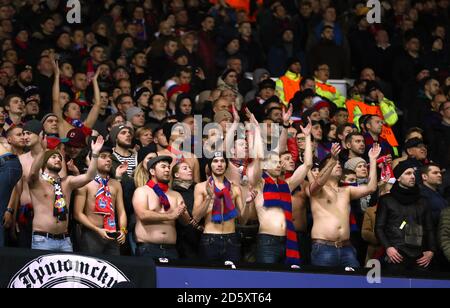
[210,177,238,223]
[262,172,301,265]
[94,176,116,232]
[65,117,92,137]
[147,180,171,211]
[41,173,68,222]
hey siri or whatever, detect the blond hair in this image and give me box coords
[134,161,150,187]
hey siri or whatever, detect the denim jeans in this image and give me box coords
[136,243,179,260]
[31,235,73,252]
[199,233,241,264]
[256,234,286,264]
[0,155,23,248]
[311,243,360,268]
[79,228,120,256]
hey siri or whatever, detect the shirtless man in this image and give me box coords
[193,152,247,264]
[252,120,313,265]
[28,134,104,252]
[133,156,188,259]
[155,122,201,183]
[15,120,45,248]
[0,141,22,248]
[307,143,381,268]
[280,151,312,263]
[74,146,127,256]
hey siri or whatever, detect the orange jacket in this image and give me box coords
[346,100,399,147]
[280,75,301,105]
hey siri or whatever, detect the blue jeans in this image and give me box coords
[200,233,241,264]
[136,243,179,260]
[32,235,73,252]
[256,234,286,264]
[311,243,360,268]
[0,155,22,248]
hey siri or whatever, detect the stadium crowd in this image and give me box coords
[0,0,449,274]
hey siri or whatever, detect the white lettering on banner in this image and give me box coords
[366,259,382,284]
[367,0,381,24]
[8,254,129,288]
[66,0,81,24]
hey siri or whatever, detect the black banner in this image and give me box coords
[0,248,156,288]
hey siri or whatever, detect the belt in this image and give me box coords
[312,239,352,249]
[33,231,70,240]
[137,243,176,250]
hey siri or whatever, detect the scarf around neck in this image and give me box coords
[210,177,238,224]
[41,172,68,222]
[65,117,92,136]
[390,182,421,205]
[147,180,171,211]
[94,175,116,232]
[262,172,301,265]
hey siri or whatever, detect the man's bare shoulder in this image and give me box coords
[168,189,183,199]
[108,178,122,189]
[135,185,150,194]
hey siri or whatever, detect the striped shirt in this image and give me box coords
[113,151,137,177]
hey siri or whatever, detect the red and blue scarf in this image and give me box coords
[94,176,116,232]
[147,180,171,211]
[65,117,92,137]
[210,177,238,223]
[262,172,301,265]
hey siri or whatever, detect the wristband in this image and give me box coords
[120,227,128,235]
[92,153,100,159]
[5,208,14,215]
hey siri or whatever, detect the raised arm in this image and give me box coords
[28,134,48,185]
[246,108,264,187]
[224,103,242,154]
[308,143,341,196]
[287,118,313,191]
[278,105,293,154]
[52,59,63,120]
[349,143,381,200]
[84,68,102,129]
[192,157,201,184]
[67,136,104,189]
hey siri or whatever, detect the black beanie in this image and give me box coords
[393,160,417,179]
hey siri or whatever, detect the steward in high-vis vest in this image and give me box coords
[276,57,302,106]
[346,81,399,156]
[313,63,346,108]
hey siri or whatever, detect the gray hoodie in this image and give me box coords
[244,68,270,103]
